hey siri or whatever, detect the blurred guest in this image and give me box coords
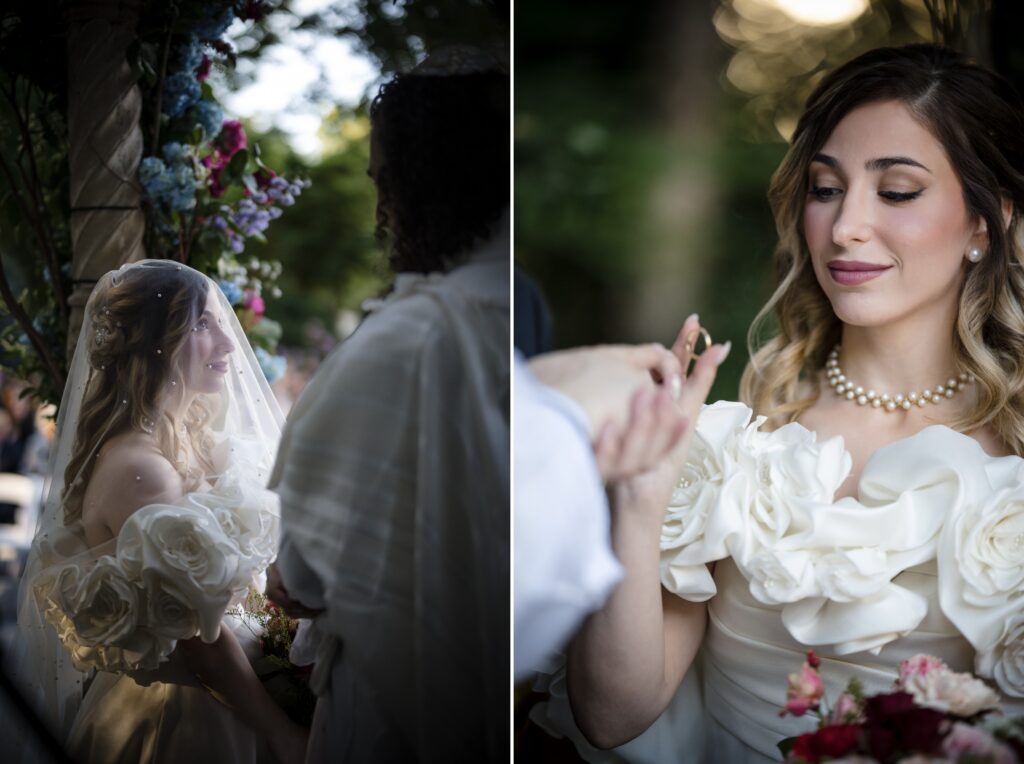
[267,48,509,763]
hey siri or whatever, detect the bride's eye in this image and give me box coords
[809,185,842,201]
[195,318,209,331]
[878,188,923,202]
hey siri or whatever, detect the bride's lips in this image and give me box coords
[828,260,893,286]
[209,361,228,374]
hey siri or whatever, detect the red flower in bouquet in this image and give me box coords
[791,724,861,762]
[863,693,947,760]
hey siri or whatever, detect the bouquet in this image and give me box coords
[230,589,316,726]
[778,651,1024,763]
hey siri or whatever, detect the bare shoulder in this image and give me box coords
[85,433,183,537]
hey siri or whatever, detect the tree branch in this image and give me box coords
[0,250,66,398]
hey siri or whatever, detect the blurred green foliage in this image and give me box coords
[515,0,1024,400]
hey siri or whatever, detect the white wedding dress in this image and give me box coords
[10,262,286,764]
[533,401,1024,763]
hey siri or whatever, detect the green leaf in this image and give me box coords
[777,736,796,757]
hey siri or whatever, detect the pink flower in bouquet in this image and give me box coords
[217,120,247,158]
[784,662,824,716]
[827,692,865,725]
[898,655,948,685]
[900,665,1001,717]
[941,722,1016,764]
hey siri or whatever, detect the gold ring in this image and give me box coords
[693,328,712,357]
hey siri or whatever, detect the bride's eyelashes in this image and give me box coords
[807,185,924,203]
[194,318,210,331]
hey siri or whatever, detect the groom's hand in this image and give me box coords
[265,565,324,619]
[528,343,684,439]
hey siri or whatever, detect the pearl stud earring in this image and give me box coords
[967,247,984,263]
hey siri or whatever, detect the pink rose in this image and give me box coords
[784,663,824,716]
[941,722,1016,764]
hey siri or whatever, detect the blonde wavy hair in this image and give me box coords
[740,44,1024,455]
[63,263,216,522]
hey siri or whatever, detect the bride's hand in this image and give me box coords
[611,316,730,519]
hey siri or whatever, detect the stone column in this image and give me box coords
[65,0,146,359]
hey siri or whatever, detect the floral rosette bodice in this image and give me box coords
[661,401,1024,699]
[33,436,279,674]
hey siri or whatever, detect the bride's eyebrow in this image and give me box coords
[812,153,931,173]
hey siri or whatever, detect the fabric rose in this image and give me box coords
[898,663,1001,717]
[815,547,890,603]
[60,559,139,646]
[976,611,1024,698]
[747,549,818,604]
[659,401,755,599]
[145,574,201,640]
[951,484,1024,606]
[117,504,244,640]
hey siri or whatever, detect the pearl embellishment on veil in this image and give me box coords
[826,346,975,412]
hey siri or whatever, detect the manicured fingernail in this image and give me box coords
[669,373,682,401]
[717,341,732,364]
[686,313,699,324]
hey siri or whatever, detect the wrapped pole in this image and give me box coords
[65,0,146,360]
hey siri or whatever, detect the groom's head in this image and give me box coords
[368,55,509,275]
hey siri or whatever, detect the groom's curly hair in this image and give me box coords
[743,44,1024,454]
[369,69,509,274]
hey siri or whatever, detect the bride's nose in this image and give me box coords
[213,325,236,355]
[832,189,873,247]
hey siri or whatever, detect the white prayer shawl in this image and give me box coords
[269,233,509,762]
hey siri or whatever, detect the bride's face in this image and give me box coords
[802,99,985,330]
[182,290,236,394]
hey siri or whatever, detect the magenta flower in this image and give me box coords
[217,120,247,158]
[196,55,211,82]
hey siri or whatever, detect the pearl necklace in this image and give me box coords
[825,346,975,412]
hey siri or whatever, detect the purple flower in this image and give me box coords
[278,193,295,207]
[230,236,245,254]
[252,191,268,204]
[269,176,289,191]
[267,207,283,219]
[210,215,228,231]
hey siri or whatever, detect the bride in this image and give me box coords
[537,44,1024,762]
[12,260,306,762]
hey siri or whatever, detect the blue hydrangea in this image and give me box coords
[190,100,224,140]
[139,157,170,195]
[161,142,189,164]
[254,346,287,385]
[175,36,204,74]
[138,156,196,211]
[162,72,201,118]
[229,236,245,254]
[193,6,235,41]
[217,279,244,306]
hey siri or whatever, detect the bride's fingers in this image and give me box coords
[619,342,683,388]
[670,314,701,376]
[676,341,731,421]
